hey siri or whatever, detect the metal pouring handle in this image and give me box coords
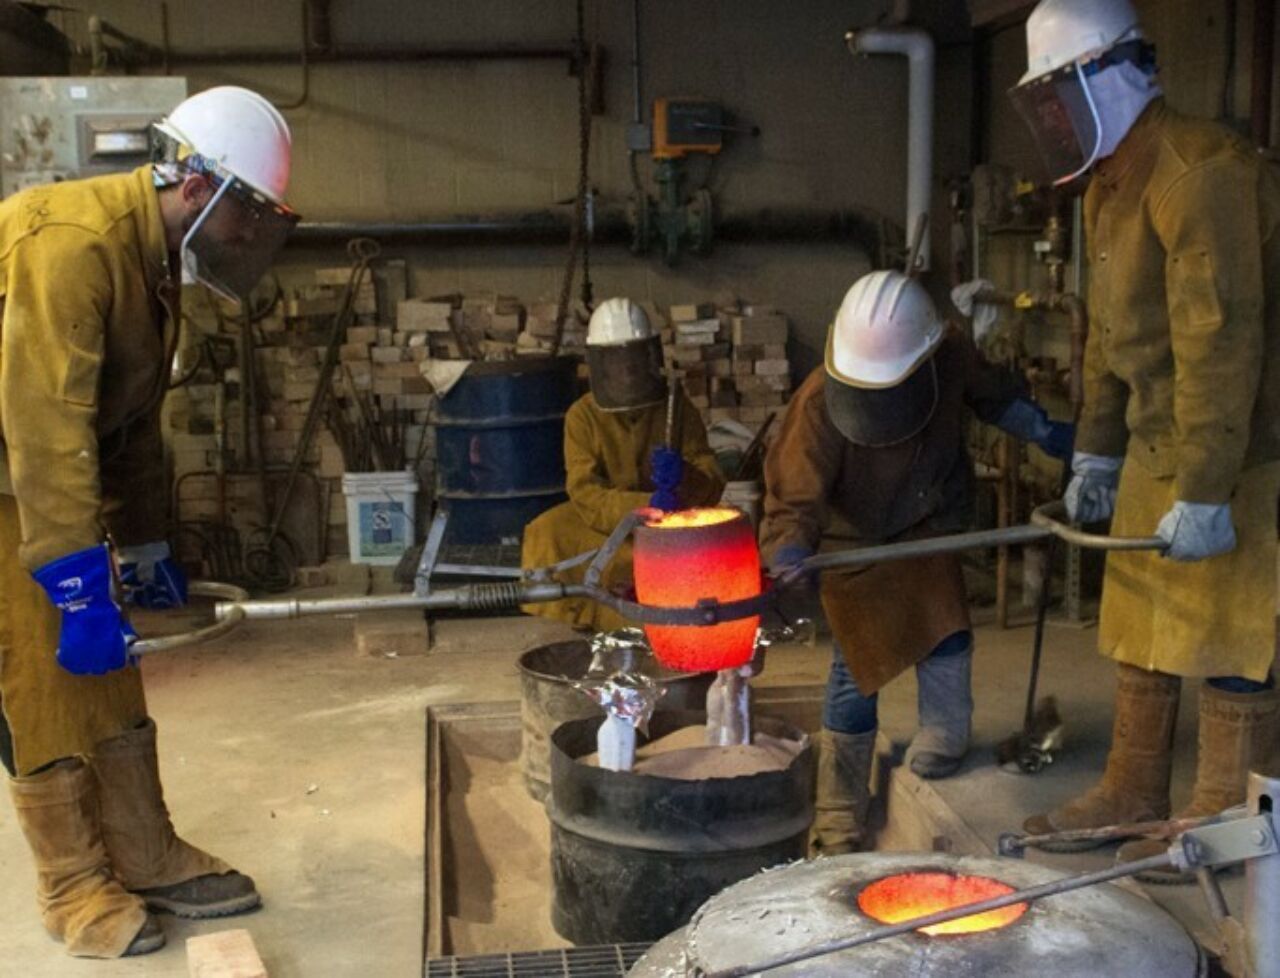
[1027,499,1165,552]
[151,502,1169,651]
[774,500,1164,588]
[130,581,251,656]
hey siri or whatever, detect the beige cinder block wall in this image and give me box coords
[52,0,979,373]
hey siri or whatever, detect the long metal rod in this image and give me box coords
[700,853,1176,978]
[213,502,1164,628]
[999,806,1246,856]
[1022,537,1056,731]
[778,523,1047,584]
[216,582,571,621]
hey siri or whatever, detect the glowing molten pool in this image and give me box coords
[632,507,761,672]
[856,872,1028,936]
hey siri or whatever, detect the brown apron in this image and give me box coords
[820,550,971,696]
[1099,458,1280,681]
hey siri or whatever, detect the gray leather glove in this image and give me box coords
[951,278,997,340]
[1156,501,1237,562]
[1063,452,1124,523]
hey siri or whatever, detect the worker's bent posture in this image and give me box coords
[522,298,724,632]
[1012,0,1280,879]
[0,86,298,957]
[760,270,1071,854]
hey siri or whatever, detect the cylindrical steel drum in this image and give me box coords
[547,710,814,945]
[434,357,578,546]
[517,640,713,802]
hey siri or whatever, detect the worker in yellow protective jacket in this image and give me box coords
[1010,0,1280,880]
[0,87,298,958]
[522,298,725,632]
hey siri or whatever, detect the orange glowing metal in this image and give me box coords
[644,508,741,530]
[857,872,1028,936]
[632,507,761,672]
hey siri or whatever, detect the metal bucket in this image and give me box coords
[434,357,579,546]
[547,710,814,945]
[517,641,713,802]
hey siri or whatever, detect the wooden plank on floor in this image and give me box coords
[187,929,268,978]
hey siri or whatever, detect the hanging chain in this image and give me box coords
[551,0,594,355]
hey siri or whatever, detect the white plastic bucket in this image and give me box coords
[342,471,419,565]
[720,479,763,530]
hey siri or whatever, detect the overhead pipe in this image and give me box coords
[845,26,936,270]
[85,11,579,70]
[285,206,891,256]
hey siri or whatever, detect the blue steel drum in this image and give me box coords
[434,357,579,546]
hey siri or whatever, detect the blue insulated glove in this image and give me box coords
[994,398,1075,461]
[118,541,188,609]
[768,543,816,586]
[649,446,685,512]
[33,545,137,676]
[1063,452,1124,523]
[1157,501,1237,562]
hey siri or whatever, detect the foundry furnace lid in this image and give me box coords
[628,853,1205,977]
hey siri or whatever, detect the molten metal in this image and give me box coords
[632,507,761,672]
[856,872,1028,936]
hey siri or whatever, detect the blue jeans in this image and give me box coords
[1207,675,1274,693]
[824,630,972,735]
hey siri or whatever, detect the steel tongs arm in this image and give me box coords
[774,500,1165,589]
[130,581,251,656]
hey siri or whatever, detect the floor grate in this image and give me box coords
[425,943,651,978]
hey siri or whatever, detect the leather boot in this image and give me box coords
[9,759,163,957]
[908,645,973,780]
[811,728,876,856]
[1117,682,1280,882]
[1023,664,1180,851]
[92,719,260,919]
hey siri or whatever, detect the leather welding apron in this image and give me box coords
[820,550,971,696]
[1099,458,1280,681]
[0,494,147,775]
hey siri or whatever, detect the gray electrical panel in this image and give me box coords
[0,76,187,197]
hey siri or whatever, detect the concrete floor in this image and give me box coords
[0,579,1213,976]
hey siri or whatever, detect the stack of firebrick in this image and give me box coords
[167,268,793,565]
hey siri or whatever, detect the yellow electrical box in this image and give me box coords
[652,98,725,160]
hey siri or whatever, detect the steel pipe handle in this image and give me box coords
[1029,500,1166,552]
[130,581,250,656]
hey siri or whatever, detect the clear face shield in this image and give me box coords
[180,176,298,304]
[1009,63,1103,187]
[151,125,299,304]
[1008,39,1156,187]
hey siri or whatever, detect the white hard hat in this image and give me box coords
[587,297,654,347]
[826,270,943,389]
[155,86,293,205]
[1020,0,1142,85]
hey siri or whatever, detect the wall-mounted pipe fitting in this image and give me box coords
[845,26,935,271]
